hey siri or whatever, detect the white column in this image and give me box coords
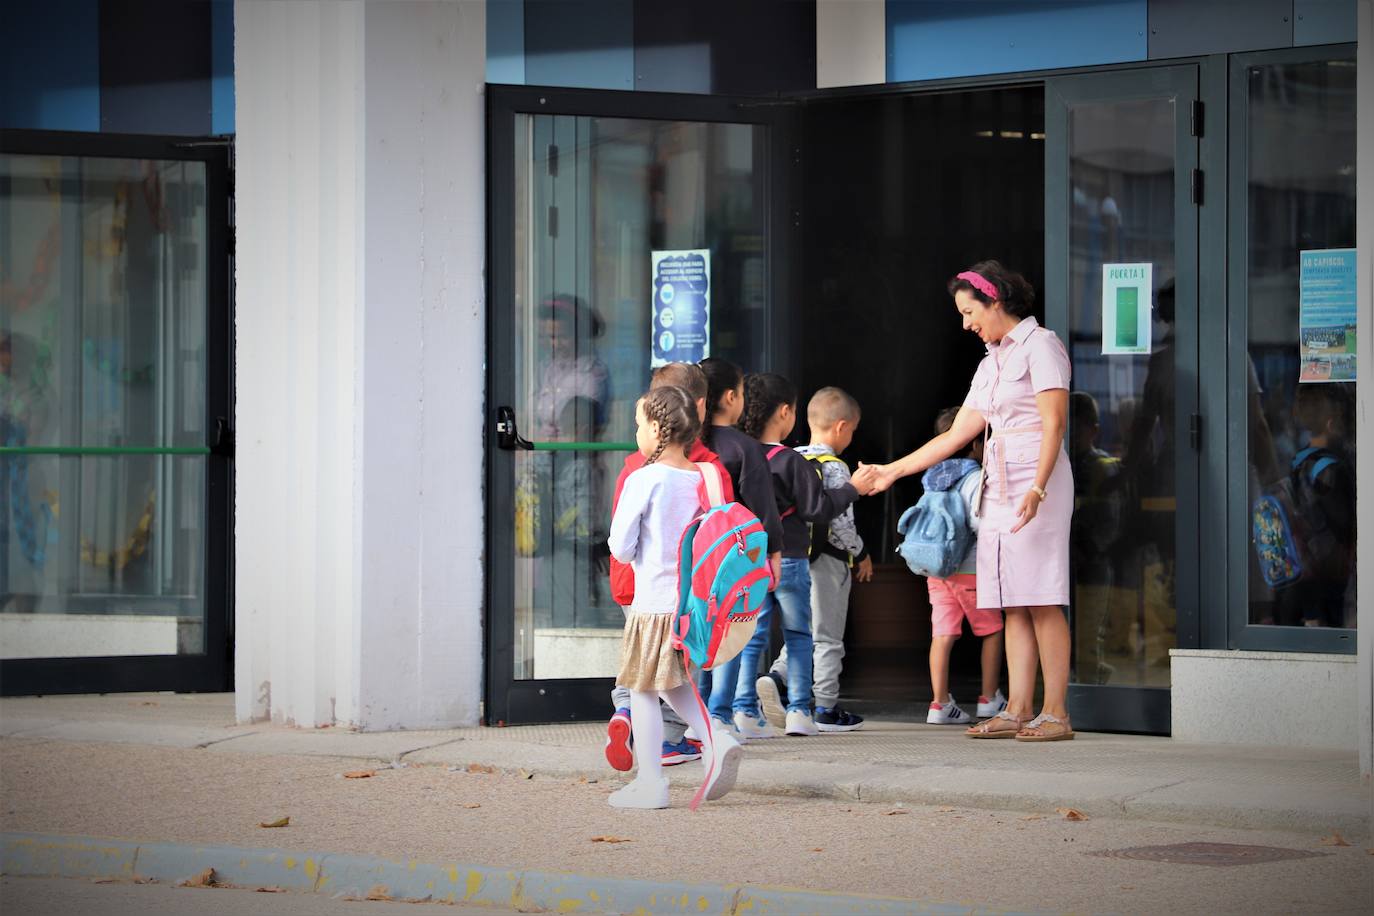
[234,0,486,730]
[1356,0,1373,818]
[817,0,886,89]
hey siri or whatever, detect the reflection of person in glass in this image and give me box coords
[0,331,52,613]
[532,294,609,441]
[1069,392,1124,684]
[1275,384,1356,628]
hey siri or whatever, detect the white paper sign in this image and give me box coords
[1101,263,1153,355]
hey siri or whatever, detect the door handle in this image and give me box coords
[495,406,533,451]
[211,416,235,458]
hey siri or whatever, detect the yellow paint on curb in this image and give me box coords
[284,857,297,870]
[304,858,317,880]
[465,869,482,900]
[557,899,583,912]
[698,895,710,911]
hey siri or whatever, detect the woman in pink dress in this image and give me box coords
[861,261,1075,741]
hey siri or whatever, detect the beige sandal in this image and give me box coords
[966,711,1025,739]
[1015,712,1075,742]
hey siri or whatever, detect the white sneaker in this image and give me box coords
[756,673,788,729]
[784,709,820,737]
[711,715,747,745]
[701,730,743,801]
[683,725,699,741]
[976,690,1008,718]
[927,695,972,725]
[734,710,779,739]
[608,776,669,809]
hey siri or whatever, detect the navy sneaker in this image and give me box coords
[605,707,633,771]
[661,737,703,766]
[814,705,865,733]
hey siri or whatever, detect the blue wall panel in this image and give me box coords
[524,0,634,90]
[0,0,101,131]
[488,0,527,84]
[1295,0,1357,45]
[212,0,235,134]
[886,0,1148,82]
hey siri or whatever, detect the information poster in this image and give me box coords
[1101,263,1153,355]
[650,249,710,368]
[1299,248,1357,383]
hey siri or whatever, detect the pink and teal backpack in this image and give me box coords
[671,463,771,671]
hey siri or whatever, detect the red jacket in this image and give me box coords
[609,440,734,607]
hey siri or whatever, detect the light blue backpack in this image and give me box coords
[896,460,979,579]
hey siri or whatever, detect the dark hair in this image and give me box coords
[651,362,708,402]
[738,372,797,440]
[947,260,1036,318]
[1295,384,1350,439]
[539,293,604,337]
[699,357,744,447]
[640,386,699,464]
[933,406,961,437]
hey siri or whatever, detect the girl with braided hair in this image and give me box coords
[606,386,743,808]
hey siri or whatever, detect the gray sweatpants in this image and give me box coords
[612,605,687,744]
[770,554,850,709]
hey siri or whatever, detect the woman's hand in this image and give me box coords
[1011,488,1042,533]
[855,462,896,494]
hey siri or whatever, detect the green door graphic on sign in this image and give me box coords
[1115,286,1139,349]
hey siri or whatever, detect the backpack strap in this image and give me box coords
[1309,456,1338,484]
[696,462,726,508]
[765,444,788,461]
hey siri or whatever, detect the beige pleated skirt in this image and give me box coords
[618,611,687,692]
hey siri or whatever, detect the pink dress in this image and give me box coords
[962,316,1074,609]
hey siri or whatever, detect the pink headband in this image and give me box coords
[957,271,999,301]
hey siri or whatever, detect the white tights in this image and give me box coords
[629,683,712,782]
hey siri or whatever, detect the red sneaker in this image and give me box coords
[605,708,633,771]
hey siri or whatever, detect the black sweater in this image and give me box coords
[764,445,860,558]
[707,424,784,554]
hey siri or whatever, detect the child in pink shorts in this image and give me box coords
[923,408,1006,725]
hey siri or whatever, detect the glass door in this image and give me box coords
[1045,66,1200,734]
[0,131,232,695]
[487,87,792,724]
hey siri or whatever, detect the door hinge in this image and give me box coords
[547,143,559,177]
[1189,413,1203,451]
[547,205,558,238]
[1190,100,1204,138]
[1191,168,1203,205]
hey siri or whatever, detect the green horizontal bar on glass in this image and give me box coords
[0,446,211,456]
[530,441,636,452]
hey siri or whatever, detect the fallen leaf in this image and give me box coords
[1120,886,1135,891]
[590,835,632,844]
[131,877,157,885]
[258,816,290,828]
[140,701,159,707]
[883,809,909,816]
[518,768,534,780]
[1020,814,1044,821]
[1319,831,1351,847]
[366,885,393,901]
[1366,848,1374,856]
[937,806,955,813]
[463,803,481,809]
[256,887,287,894]
[1056,807,1089,821]
[344,770,376,779]
[467,763,496,774]
[178,867,218,888]
[586,778,598,784]
[95,878,118,884]
[810,848,824,852]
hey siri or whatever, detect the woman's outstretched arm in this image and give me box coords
[857,406,986,494]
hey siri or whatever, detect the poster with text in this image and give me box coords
[1101,263,1153,355]
[1299,248,1357,383]
[651,249,711,368]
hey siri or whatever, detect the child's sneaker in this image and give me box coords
[814,705,865,732]
[976,690,1008,718]
[733,709,779,739]
[608,775,669,809]
[605,707,633,771]
[700,730,743,801]
[927,695,971,725]
[711,715,747,744]
[661,737,702,766]
[756,672,788,729]
[784,709,820,736]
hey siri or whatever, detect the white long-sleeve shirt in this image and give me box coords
[607,464,702,614]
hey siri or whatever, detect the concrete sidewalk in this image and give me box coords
[1,693,1369,840]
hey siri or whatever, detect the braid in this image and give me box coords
[738,372,797,440]
[640,386,698,464]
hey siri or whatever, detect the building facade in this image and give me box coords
[1,1,1369,787]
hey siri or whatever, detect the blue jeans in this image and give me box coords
[702,655,741,723]
[735,558,814,714]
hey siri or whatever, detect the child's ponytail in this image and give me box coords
[738,372,797,440]
[699,357,744,448]
[641,386,700,465]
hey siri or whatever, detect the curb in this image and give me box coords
[1,832,1021,915]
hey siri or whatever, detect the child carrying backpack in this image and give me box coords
[606,386,746,809]
[898,408,1006,725]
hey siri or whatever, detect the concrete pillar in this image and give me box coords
[1357,0,1373,822]
[234,0,486,729]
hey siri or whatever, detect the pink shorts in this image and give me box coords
[928,574,1004,637]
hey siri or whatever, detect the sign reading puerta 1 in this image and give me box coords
[650,249,710,368]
